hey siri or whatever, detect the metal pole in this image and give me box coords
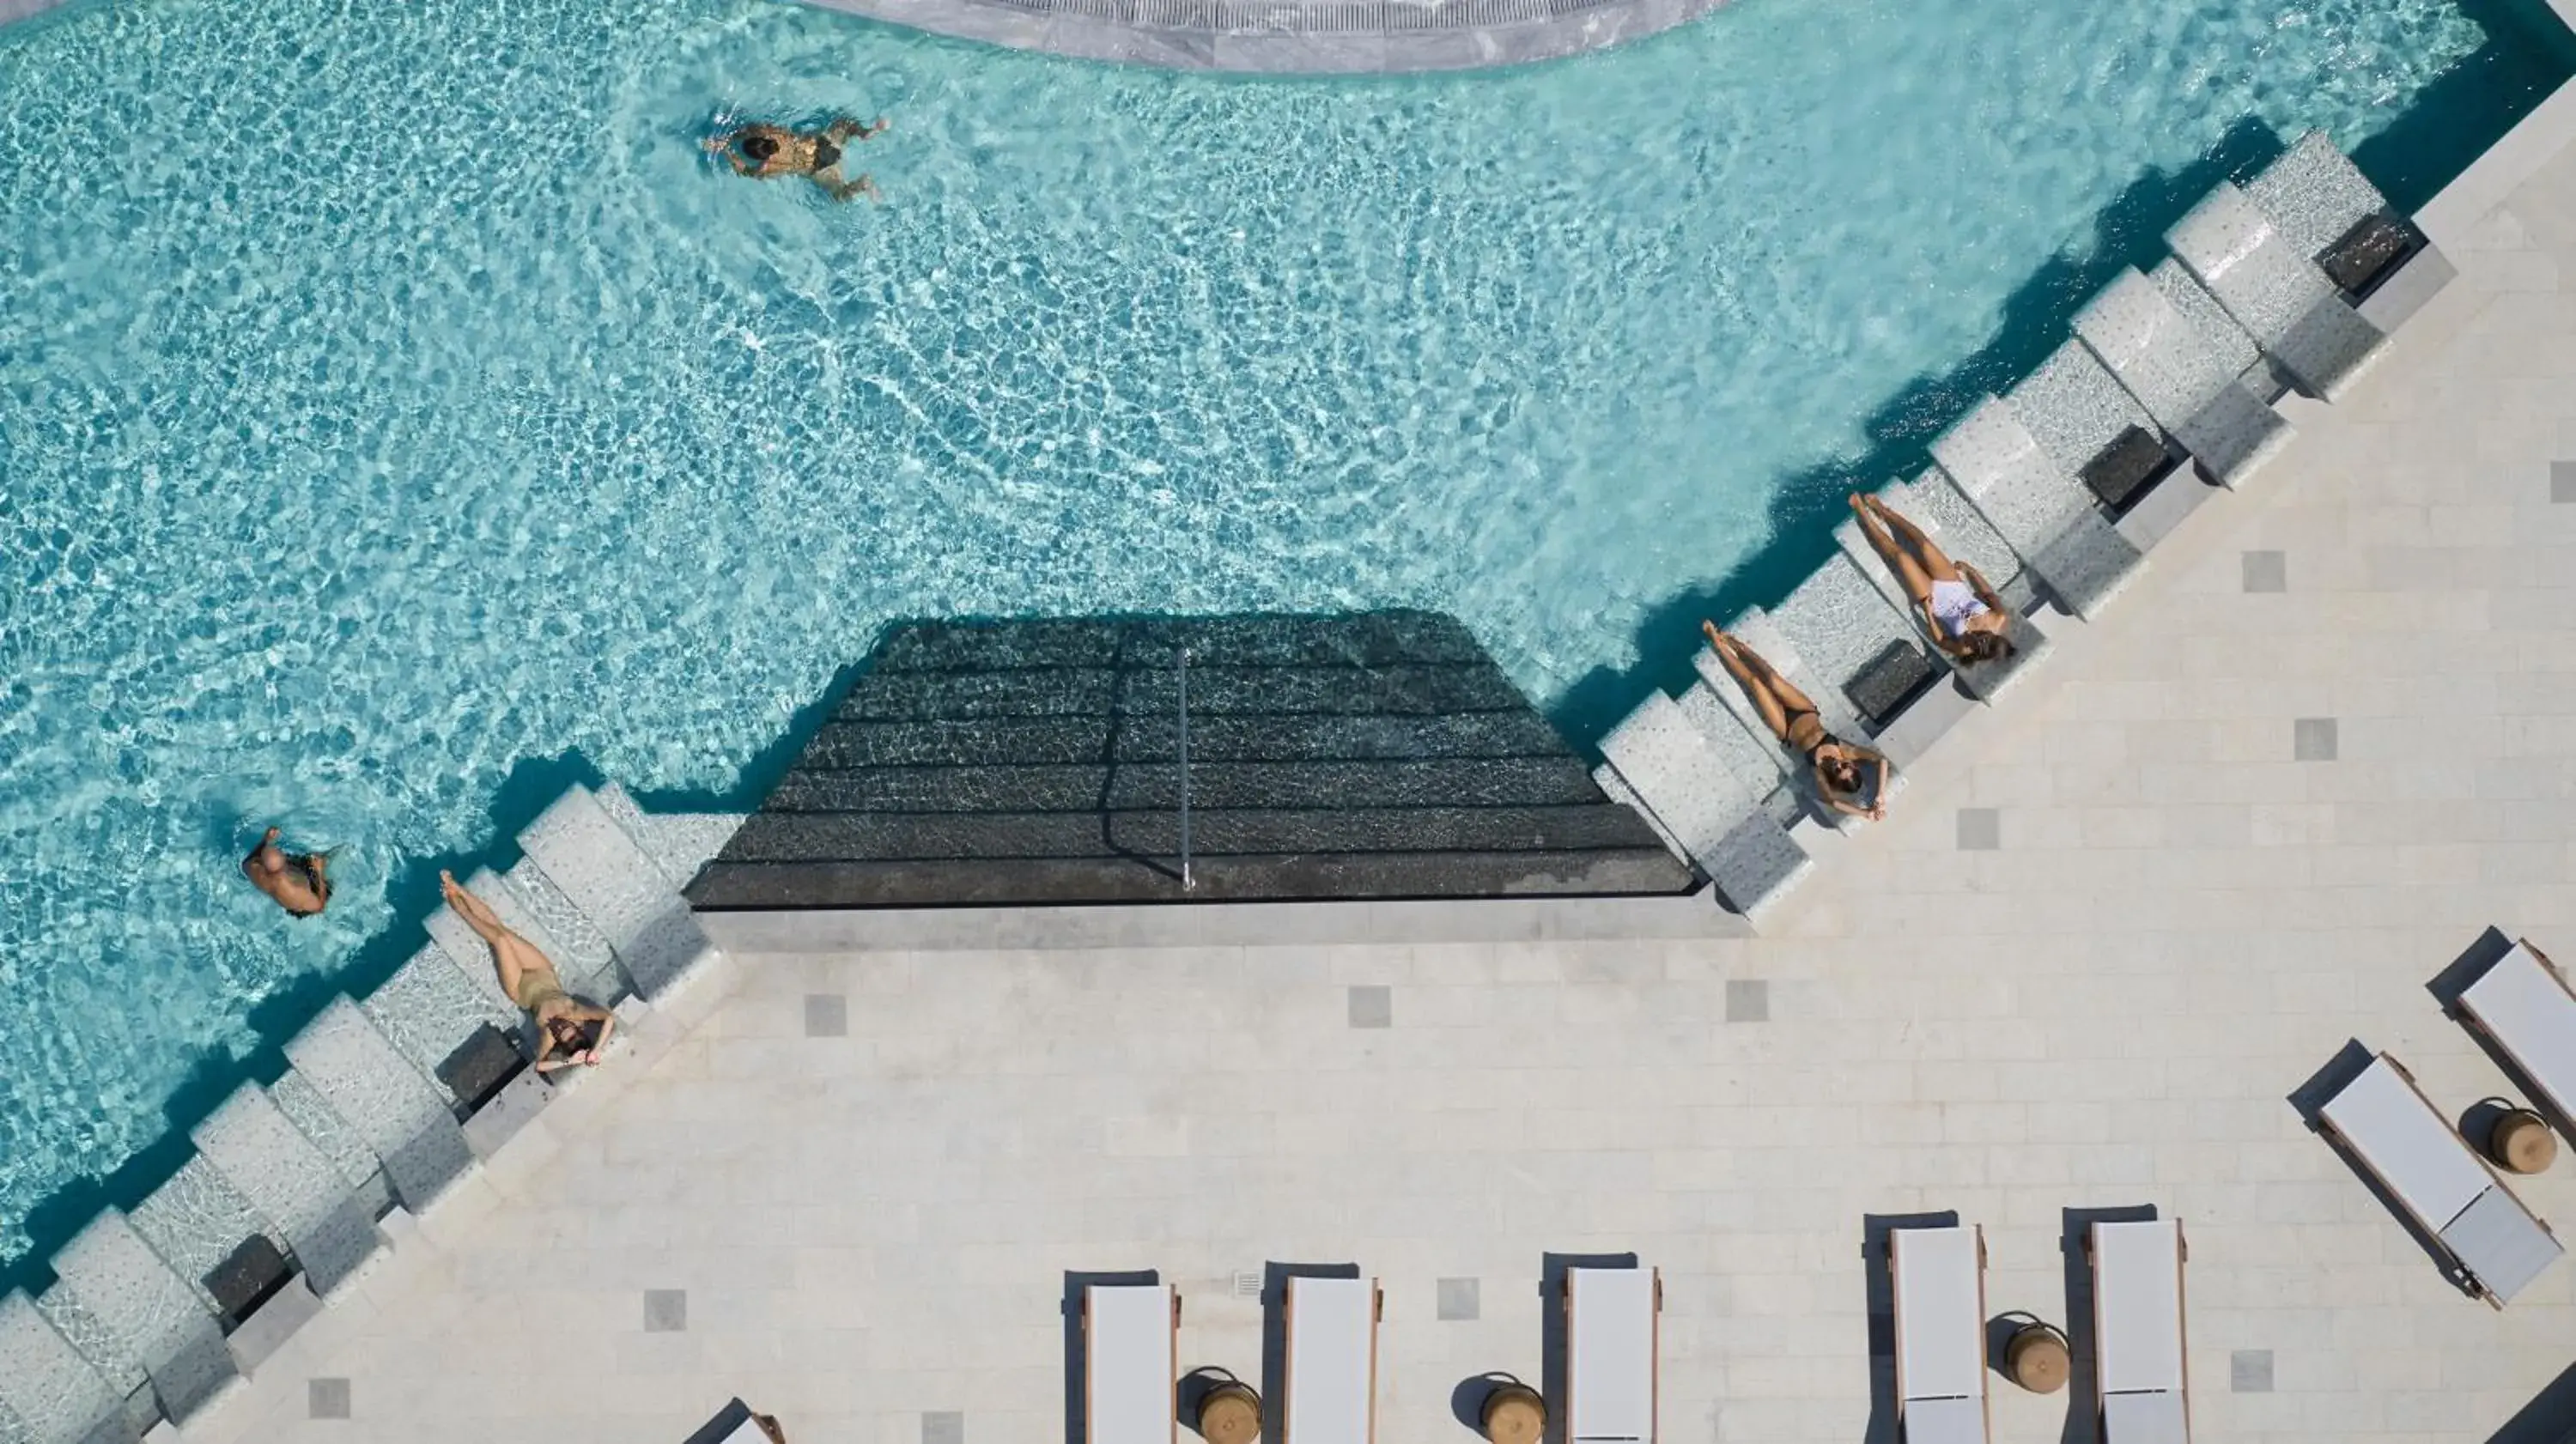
[1176,645,1194,890]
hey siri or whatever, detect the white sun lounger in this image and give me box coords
[1891,1224,1989,1444]
[2316,1053,2562,1306]
[1282,1276,1379,1444]
[2090,1220,2190,1444]
[1085,1283,1178,1444]
[2458,938,2576,1132]
[1565,1265,1660,1444]
[2166,181,2387,401]
[2073,266,2292,488]
[2245,131,2453,327]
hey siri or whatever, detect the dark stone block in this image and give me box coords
[204,1235,294,1328]
[435,1023,526,1114]
[1845,640,1939,730]
[2081,425,2182,514]
[2321,213,2419,299]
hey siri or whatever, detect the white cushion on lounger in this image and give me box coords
[2103,1391,2190,1444]
[2094,1221,2184,1396]
[2461,942,2576,1122]
[1901,1395,1987,1444]
[2318,1058,2489,1229]
[1893,1227,1984,1403]
[1285,1277,1374,1444]
[1088,1284,1174,1444]
[1568,1266,1656,1442]
[712,1417,775,1444]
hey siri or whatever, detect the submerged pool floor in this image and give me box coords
[0,0,2561,1263]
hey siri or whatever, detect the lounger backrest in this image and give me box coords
[1566,1265,1658,1443]
[2460,941,2576,1124]
[2092,1220,2189,1443]
[1086,1283,1176,1444]
[2072,269,2239,423]
[2320,1054,2562,1303]
[1891,1225,1987,1444]
[1929,398,2095,543]
[2166,182,2337,343]
[2245,130,2386,261]
[1284,1276,1376,1444]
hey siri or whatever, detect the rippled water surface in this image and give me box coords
[0,0,2562,1259]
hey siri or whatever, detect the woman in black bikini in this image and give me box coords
[707,117,887,203]
[1701,622,1891,822]
[242,826,333,917]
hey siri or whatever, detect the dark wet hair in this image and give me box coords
[740,133,778,161]
[1960,629,2016,664]
[1820,753,1861,792]
[546,1016,596,1054]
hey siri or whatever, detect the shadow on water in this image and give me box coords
[1548,0,2576,753]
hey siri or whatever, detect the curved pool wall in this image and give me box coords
[793,0,1722,73]
[0,0,2571,1288]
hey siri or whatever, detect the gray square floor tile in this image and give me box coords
[643,1288,687,1332]
[2294,718,2338,761]
[923,1411,964,1444]
[1726,979,1770,1023]
[1348,985,1392,1028]
[1957,808,2002,851]
[309,1377,350,1420]
[1437,1277,1479,1320]
[2554,460,2576,503]
[2242,549,2287,592]
[805,992,848,1038]
[2231,1349,2273,1392]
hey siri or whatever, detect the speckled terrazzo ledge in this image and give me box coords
[799,0,1724,72]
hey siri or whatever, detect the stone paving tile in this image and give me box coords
[1955,806,2002,850]
[307,1378,349,1420]
[2241,549,2288,592]
[804,993,848,1037]
[1436,1276,1479,1320]
[1346,984,1392,1028]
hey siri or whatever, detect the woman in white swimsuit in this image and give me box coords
[1849,493,2016,664]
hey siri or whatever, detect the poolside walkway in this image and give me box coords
[175,94,2576,1444]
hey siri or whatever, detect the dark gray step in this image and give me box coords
[688,846,1698,909]
[800,710,1571,769]
[833,662,1524,723]
[719,804,1667,863]
[866,611,1487,675]
[765,756,1606,814]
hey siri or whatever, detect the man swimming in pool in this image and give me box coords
[242,826,332,918]
[707,116,887,203]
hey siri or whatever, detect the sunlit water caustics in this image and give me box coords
[0,0,2559,1260]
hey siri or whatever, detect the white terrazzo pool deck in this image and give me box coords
[143,66,2576,1444]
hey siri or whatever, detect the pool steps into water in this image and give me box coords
[1597,130,2450,922]
[0,783,743,1443]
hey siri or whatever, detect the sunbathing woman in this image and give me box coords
[440,871,615,1073]
[1701,622,1891,822]
[706,116,887,203]
[1848,492,2017,664]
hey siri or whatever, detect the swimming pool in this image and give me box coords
[0,0,2564,1265]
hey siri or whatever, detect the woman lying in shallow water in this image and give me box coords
[706,117,888,203]
[440,871,616,1072]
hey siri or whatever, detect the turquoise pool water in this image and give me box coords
[0,0,2564,1263]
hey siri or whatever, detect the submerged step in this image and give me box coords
[718,804,1668,863]
[519,785,718,999]
[283,998,478,1211]
[124,1157,283,1326]
[188,1088,384,1298]
[360,944,524,1108]
[45,1210,238,1427]
[0,1289,126,1444]
[497,859,624,1005]
[765,756,1607,815]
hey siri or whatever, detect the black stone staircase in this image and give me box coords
[685,611,1696,908]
